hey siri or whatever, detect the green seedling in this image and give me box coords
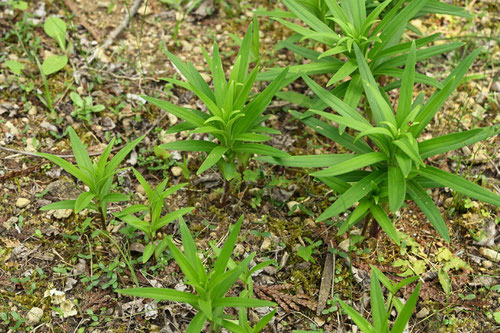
[39,127,144,229]
[116,216,276,332]
[114,169,194,263]
[259,0,469,109]
[145,19,289,204]
[70,92,105,123]
[260,44,500,244]
[338,266,421,333]
[297,238,322,263]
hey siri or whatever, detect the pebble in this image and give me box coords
[53,209,73,219]
[260,238,273,251]
[16,197,30,208]
[26,307,43,326]
[492,81,500,92]
[480,247,500,263]
[416,307,430,319]
[171,166,183,177]
[482,260,493,269]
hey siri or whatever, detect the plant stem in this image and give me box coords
[220,178,231,207]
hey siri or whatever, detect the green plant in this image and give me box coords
[70,92,105,123]
[338,266,421,333]
[259,0,468,109]
[146,20,289,204]
[114,169,194,263]
[297,238,322,263]
[116,216,276,332]
[38,127,144,229]
[260,45,500,244]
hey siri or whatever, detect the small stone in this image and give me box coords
[339,239,350,252]
[53,209,72,219]
[482,260,493,269]
[480,247,500,263]
[181,40,193,52]
[416,307,429,319]
[171,166,183,177]
[26,307,43,325]
[28,106,37,115]
[260,238,273,252]
[16,197,30,208]
[131,242,145,253]
[492,81,500,92]
[5,121,19,137]
[136,184,146,195]
[159,131,176,144]
[200,72,211,83]
[286,201,300,214]
[168,113,178,125]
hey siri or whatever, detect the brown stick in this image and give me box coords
[62,0,101,42]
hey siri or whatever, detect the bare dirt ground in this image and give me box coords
[0,0,499,332]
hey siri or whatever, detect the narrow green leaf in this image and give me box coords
[419,166,500,207]
[213,216,243,277]
[75,192,95,214]
[338,300,376,333]
[370,270,387,332]
[115,287,198,306]
[337,197,371,235]
[370,204,400,244]
[311,152,386,177]
[213,297,276,308]
[143,96,206,127]
[160,140,218,152]
[37,153,93,186]
[156,207,195,230]
[396,41,416,126]
[317,171,385,221]
[142,243,155,263]
[391,283,421,333]
[40,200,76,211]
[388,166,406,212]
[231,143,289,158]
[256,154,355,168]
[106,135,144,175]
[326,59,357,87]
[197,146,228,175]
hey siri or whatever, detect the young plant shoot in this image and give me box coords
[144,20,289,204]
[114,169,194,263]
[39,127,144,229]
[116,216,276,332]
[260,44,500,244]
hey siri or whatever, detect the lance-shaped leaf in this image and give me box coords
[388,166,406,212]
[198,146,228,175]
[311,152,386,177]
[115,288,199,306]
[231,143,289,158]
[370,204,400,244]
[317,171,385,221]
[419,166,500,207]
[396,41,416,126]
[407,180,449,242]
[256,154,355,168]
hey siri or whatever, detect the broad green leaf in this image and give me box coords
[75,192,95,214]
[393,137,424,168]
[420,0,471,18]
[256,154,355,168]
[338,300,376,333]
[370,204,400,244]
[160,140,218,152]
[419,166,500,207]
[310,110,371,133]
[373,33,441,60]
[142,243,155,263]
[231,143,289,158]
[396,41,416,126]
[370,270,387,332]
[253,309,277,333]
[407,180,449,242]
[115,287,198,306]
[391,282,421,333]
[4,60,24,75]
[44,16,67,50]
[388,166,406,212]
[354,127,393,142]
[395,149,412,178]
[143,96,207,127]
[371,266,395,294]
[197,146,228,175]
[317,171,385,221]
[311,152,386,177]
[177,217,205,282]
[41,55,68,75]
[186,312,207,333]
[40,200,76,211]
[165,235,201,286]
[101,192,129,203]
[119,214,150,234]
[95,137,115,178]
